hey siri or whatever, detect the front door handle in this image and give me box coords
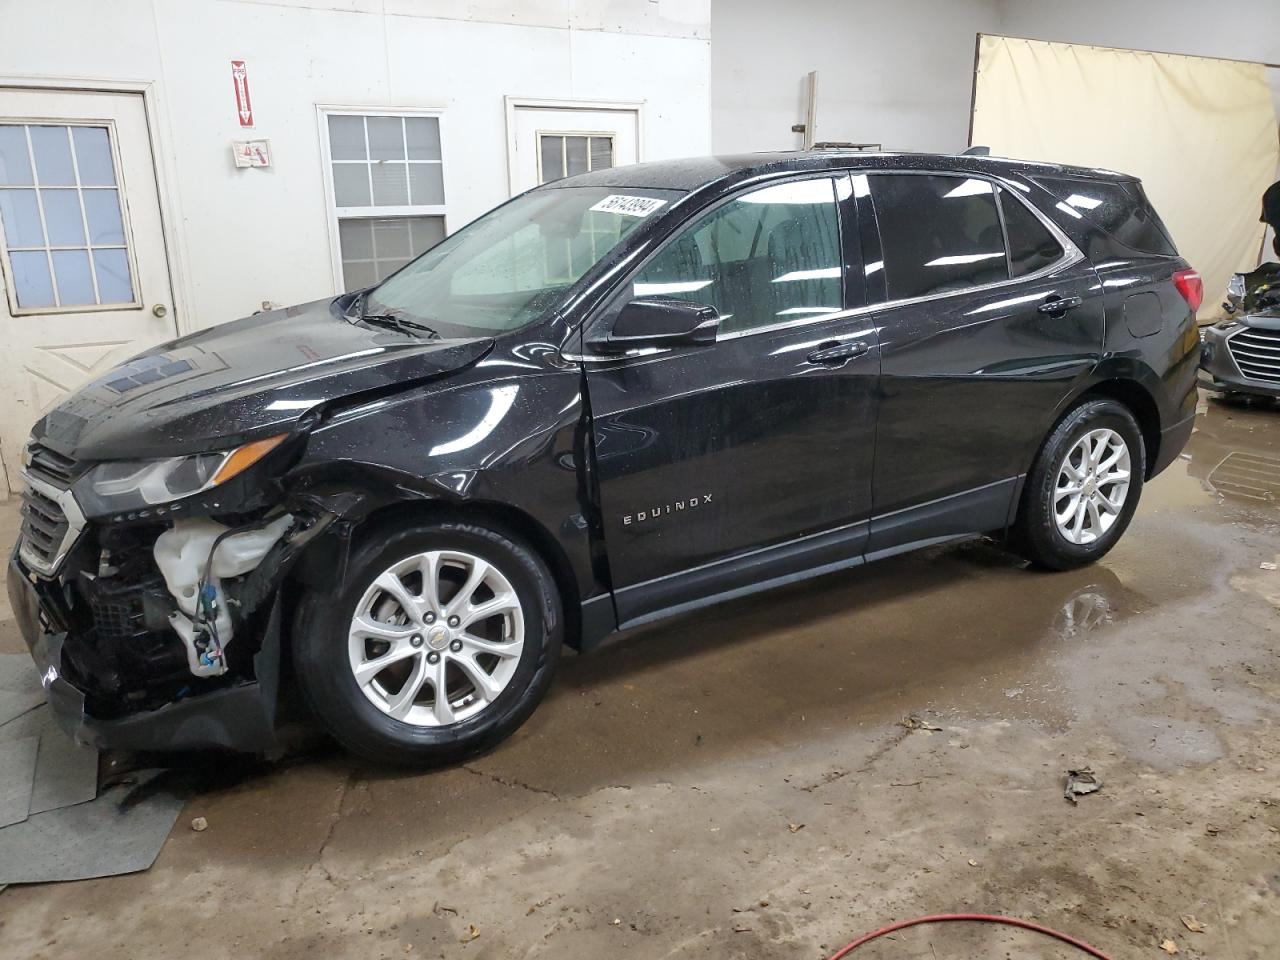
[806,339,870,366]
[1037,295,1084,315]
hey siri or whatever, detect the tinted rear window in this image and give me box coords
[869,174,1007,300]
[1033,175,1177,256]
[1000,188,1064,277]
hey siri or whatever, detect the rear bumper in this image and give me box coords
[7,551,282,754]
[1152,410,1196,477]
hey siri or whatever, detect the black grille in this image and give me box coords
[20,484,70,570]
[26,443,78,487]
[1228,328,1280,385]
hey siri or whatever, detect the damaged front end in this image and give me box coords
[8,435,328,753]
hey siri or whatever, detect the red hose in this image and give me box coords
[825,913,1114,960]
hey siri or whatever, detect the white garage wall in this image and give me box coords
[0,0,711,332]
[710,0,1000,154]
[712,0,1280,156]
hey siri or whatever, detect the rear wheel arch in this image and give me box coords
[1033,377,1162,481]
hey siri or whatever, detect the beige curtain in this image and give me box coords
[971,35,1280,318]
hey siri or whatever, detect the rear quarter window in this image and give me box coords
[1033,175,1177,256]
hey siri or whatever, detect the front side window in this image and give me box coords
[868,174,1007,301]
[325,111,447,290]
[366,186,681,334]
[628,177,843,336]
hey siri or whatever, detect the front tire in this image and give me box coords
[1013,398,1145,571]
[293,519,561,766]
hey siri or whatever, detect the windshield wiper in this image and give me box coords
[347,291,439,339]
[359,313,440,338]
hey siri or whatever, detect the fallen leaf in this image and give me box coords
[788,823,805,834]
[1064,768,1102,804]
[459,924,480,944]
[968,859,978,867]
[900,714,942,731]
[1180,916,1205,933]
[1160,938,1178,955]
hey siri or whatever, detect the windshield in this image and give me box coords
[363,186,684,334]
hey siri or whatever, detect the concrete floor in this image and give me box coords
[1,392,1278,959]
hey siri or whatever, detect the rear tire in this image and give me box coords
[1013,398,1145,571]
[293,519,561,766]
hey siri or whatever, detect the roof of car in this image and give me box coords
[546,151,1137,193]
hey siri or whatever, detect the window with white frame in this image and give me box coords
[324,111,446,291]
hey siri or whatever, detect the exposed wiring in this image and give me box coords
[825,913,1114,960]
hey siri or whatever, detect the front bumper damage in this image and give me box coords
[8,504,331,753]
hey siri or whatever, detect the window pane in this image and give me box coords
[1033,175,1177,256]
[367,117,405,162]
[41,189,85,246]
[92,248,133,302]
[408,163,444,205]
[409,216,445,252]
[51,249,94,305]
[83,189,125,245]
[332,163,371,206]
[870,174,1007,300]
[565,136,588,177]
[10,251,54,307]
[371,163,409,205]
[0,126,33,185]
[338,218,374,260]
[376,257,410,280]
[372,218,412,259]
[0,189,45,247]
[29,126,75,185]
[589,137,613,171]
[71,127,116,186]
[1001,189,1063,278]
[328,115,367,161]
[632,177,841,335]
[539,136,563,183]
[343,259,377,292]
[406,117,441,161]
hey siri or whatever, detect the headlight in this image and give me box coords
[75,434,286,516]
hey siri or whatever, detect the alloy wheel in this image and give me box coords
[347,550,525,726]
[1053,428,1132,546]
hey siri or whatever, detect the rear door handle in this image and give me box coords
[806,339,870,366]
[1038,295,1084,315]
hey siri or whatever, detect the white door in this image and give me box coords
[0,89,177,491]
[508,103,640,195]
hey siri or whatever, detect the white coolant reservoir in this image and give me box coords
[153,514,294,677]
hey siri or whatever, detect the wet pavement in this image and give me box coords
[1,392,1278,959]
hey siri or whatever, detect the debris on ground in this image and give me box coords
[1160,937,1179,954]
[1064,767,1102,803]
[900,715,942,732]
[788,822,805,833]
[1180,915,1205,933]
[1259,561,1277,571]
[190,816,209,832]
[459,923,480,943]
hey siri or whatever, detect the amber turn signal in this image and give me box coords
[211,434,288,486]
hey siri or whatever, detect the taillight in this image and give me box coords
[1173,268,1203,313]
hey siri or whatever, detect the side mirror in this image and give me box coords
[588,298,719,354]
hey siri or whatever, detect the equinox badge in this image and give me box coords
[623,494,713,526]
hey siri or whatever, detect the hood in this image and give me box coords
[33,298,494,461]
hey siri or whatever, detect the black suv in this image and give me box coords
[9,152,1200,764]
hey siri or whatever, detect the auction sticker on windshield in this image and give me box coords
[590,195,667,217]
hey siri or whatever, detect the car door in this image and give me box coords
[858,170,1104,554]
[581,174,881,625]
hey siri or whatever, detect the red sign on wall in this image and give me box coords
[230,60,254,127]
